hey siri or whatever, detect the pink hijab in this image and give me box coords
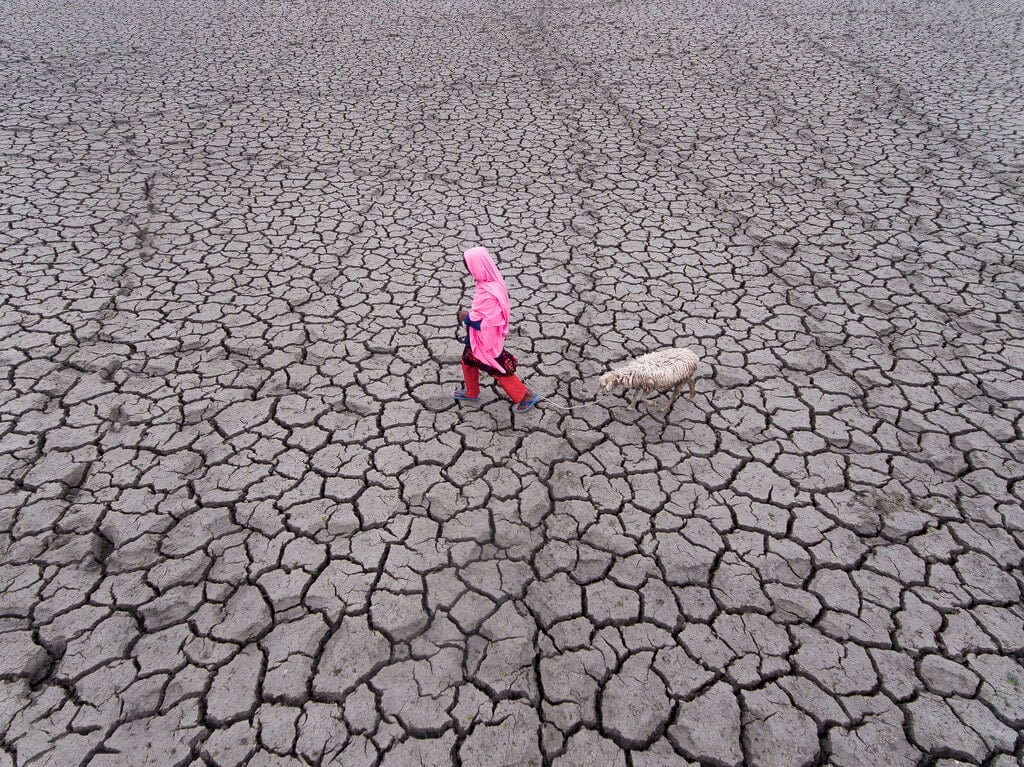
[464,246,511,373]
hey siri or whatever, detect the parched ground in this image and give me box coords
[2,0,1023,765]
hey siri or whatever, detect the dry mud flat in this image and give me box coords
[1,0,1023,765]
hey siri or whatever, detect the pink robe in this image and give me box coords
[463,247,511,374]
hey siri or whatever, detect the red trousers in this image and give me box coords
[462,362,528,403]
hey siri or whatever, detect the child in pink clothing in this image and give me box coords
[452,247,540,413]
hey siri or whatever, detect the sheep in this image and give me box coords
[599,347,701,412]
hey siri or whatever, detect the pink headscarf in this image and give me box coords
[464,246,511,374]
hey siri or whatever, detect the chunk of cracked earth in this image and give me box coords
[312,615,390,701]
[296,701,350,763]
[908,693,990,762]
[742,683,819,767]
[991,757,1023,767]
[948,697,1017,755]
[711,553,772,612]
[967,653,1024,727]
[473,634,537,700]
[255,702,300,753]
[918,654,980,696]
[90,701,203,766]
[214,398,273,438]
[0,630,49,679]
[667,681,742,766]
[600,651,671,749]
[56,611,137,681]
[632,738,698,767]
[653,646,714,698]
[553,728,627,767]
[791,625,877,694]
[540,647,606,723]
[370,590,429,642]
[655,525,721,586]
[827,701,920,767]
[343,684,379,734]
[210,584,272,643]
[207,645,263,726]
[525,572,583,625]
[21,450,89,490]
[458,703,542,766]
[378,732,457,767]
[585,579,641,625]
[200,720,256,766]
[372,650,460,735]
[261,614,328,704]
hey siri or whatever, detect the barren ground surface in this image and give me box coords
[2,0,1023,765]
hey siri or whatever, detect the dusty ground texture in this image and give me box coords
[2,0,1024,765]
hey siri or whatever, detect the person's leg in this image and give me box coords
[494,373,528,403]
[460,363,481,398]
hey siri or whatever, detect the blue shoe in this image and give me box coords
[514,393,541,413]
[451,390,479,402]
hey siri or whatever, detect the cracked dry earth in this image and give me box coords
[2,0,1024,765]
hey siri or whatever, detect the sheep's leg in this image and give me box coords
[688,377,697,400]
[662,383,685,412]
[627,389,642,410]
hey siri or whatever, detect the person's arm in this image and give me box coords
[458,309,482,329]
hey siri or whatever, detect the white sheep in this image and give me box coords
[599,347,701,412]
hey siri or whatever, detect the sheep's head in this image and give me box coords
[599,371,621,392]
